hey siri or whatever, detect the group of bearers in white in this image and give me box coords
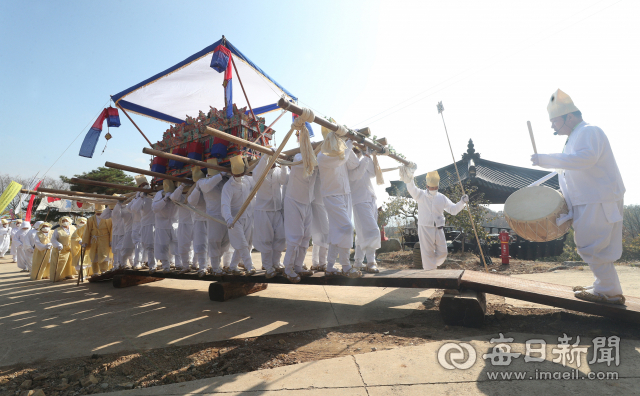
[0,89,626,305]
[77,124,454,283]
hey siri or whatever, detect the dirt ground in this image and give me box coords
[2,253,638,396]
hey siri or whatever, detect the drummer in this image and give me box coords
[405,170,468,270]
[531,89,626,305]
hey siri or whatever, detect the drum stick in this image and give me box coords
[528,171,558,187]
[527,121,537,154]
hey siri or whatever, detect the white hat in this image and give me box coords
[162,179,175,193]
[547,89,580,120]
[206,158,220,177]
[426,171,440,187]
[135,175,149,187]
[229,155,245,175]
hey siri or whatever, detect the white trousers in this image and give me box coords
[17,246,30,270]
[353,201,381,251]
[112,234,123,267]
[177,222,194,266]
[0,235,10,257]
[154,228,178,269]
[323,194,353,249]
[418,225,447,270]
[228,217,254,270]
[283,197,312,271]
[140,224,155,267]
[193,221,208,270]
[10,237,18,261]
[254,210,286,270]
[207,216,230,270]
[573,200,624,296]
[310,202,329,248]
[312,244,328,267]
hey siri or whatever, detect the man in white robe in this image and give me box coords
[170,182,194,273]
[252,153,287,278]
[348,148,382,273]
[310,171,329,271]
[282,154,316,282]
[193,159,231,276]
[131,175,148,268]
[0,219,11,257]
[14,221,32,272]
[151,180,180,273]
[117,202,135,269]
[10,219,23,262]
[316,125,361,277]
[532,89,626,305]
[405,171,467,270]
[221,155,256,275]
[130,184,155,270]
[24,221,43,272]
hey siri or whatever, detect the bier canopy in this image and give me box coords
[111,37,297,124]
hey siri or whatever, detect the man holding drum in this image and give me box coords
[531,89,626,305]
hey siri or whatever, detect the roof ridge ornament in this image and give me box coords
[462,139,481,162]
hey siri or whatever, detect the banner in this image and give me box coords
[25,180,42,221]
[0,181,23,213]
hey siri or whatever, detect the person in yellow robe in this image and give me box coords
[49,216,77,282]
[81,205,112,275]
[31,222,53,280]
[71,217,92,277]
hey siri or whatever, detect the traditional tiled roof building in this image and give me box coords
[387,139,559,204]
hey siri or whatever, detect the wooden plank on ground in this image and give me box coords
[460,270,640,324]
[120,269,463,290]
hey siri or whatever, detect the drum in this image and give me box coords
[504,186,572,242]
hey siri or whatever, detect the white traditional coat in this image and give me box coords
[536,121,625,295]
[406,181,465,270]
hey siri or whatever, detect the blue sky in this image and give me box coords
[1,0,638,205]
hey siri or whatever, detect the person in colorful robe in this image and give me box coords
[81,205,113,275]
[50,216,77,282]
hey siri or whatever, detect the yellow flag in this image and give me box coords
[0,181,23,213]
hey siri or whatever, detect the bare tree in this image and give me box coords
[623,205,640,239]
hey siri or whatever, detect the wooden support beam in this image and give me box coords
[20,190,118,205]
[113,274,164,288]
[70,178,159,193]
[105,162,194,185]
[208,282,268,302]
[277,99,410,165]
[142,148,231,173]
[203,126,287,159]
[280,141,324,158]
[439,289,487,328]
[31,187,127,201]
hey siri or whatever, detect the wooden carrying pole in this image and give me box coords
[105,162,194,185]
[70,178,159,193]
[230,126,298,227]
[203,126,287,159]
[142,148,231,173]
[34,187,128,201]
[277,98,410,166]
[21,190,119,204]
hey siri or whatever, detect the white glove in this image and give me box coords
[220,172,228,178]
[46,243,53,250]
[556,210,573,227]
[531,154,540,166]
[345,140,354,149]
[226,218,234,229]
[379,147,389,156]
[81,243,87,248]
[461,195,469,204]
